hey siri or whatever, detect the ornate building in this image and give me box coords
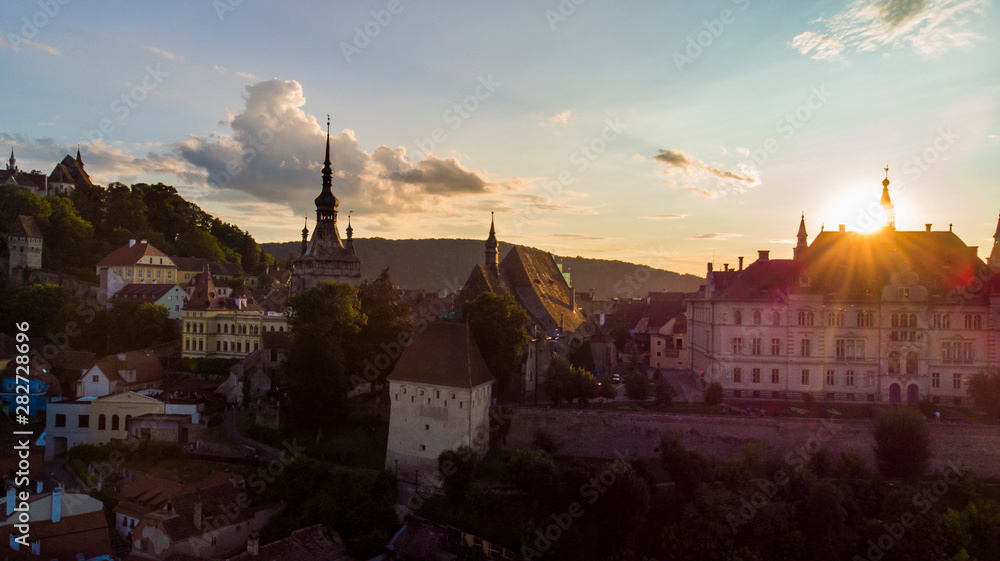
[687,170,1000,406]
[291,121,361,293]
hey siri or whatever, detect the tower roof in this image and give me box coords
[9,215,42,239]
[994,211,1000,240]
[314,117,339,213]
[796,212,808,240]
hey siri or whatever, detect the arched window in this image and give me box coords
[217,324,222,333]
[797,311,806,326]
[752,311,761,325]
[906,352,918,375]
[733,311,742,325]
[98,414,106,430]
[223,341,228,351]
[771,311,780,326]
[891,313,899,328]
[806,311,814,326]
[224,324,229,334]
[125,415,132,427]
[112,415,120,430]
[279,326,285,332]
[908,313,917,328]
[199,323,204,333]
[888,351,900,375]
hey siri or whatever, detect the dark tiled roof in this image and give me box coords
[48,154,93,186]
[227,525,353,561]
[90,350,163,384]
[172,256,208,271]
[8,214,43,238]
[0,497,111,561]
[386,321,494,388]
[1,169,48,189]
[97,241,171,267]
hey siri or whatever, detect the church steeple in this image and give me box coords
[76,145,83,167]
[7,148,15,172]
[794,212,809,260]
[346,213,353,240]
[881,164,895,231]
[314,115,339,224]
[485,212,498,272]
[300,216,309,256]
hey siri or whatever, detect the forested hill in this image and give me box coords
[262,238,703,298]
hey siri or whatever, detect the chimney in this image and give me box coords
[128,239,136,248]
[838,224,846,233]
[926,224,932,232]
[738,256,744,271]
[51,486,62,523]
[723,263,729,272]
[707,262,713,273]
[193,500,202,531]
[5,487,14,516]
[757,250,770,261]
[247,531,260,556]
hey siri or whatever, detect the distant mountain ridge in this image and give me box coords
[261,238,703,298]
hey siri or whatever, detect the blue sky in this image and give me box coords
[3,0,999,275]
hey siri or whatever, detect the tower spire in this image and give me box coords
[485,212,499,272]
[7,148,15,172]
[300,215,309,256]
[880,164,895,231]
[76,144,82,165]
[346,212,353,240]
[314,114,339,225]
[989,210,1000,269]
[794,212,809,260]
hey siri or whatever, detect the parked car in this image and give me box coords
[611,373,621,384]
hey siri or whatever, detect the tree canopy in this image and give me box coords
[462,292,529,396]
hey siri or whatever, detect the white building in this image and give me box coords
[385,321,495,477]
[687,173,1000,406]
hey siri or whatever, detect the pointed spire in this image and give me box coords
[346,212,353,240]
[76,145,83,165]
[485,212,499,272]
[880,164,895,231]
[314,114,339,223]
[990,211,1000,269]
[794,212,809,260]
[7,148,15,172]
[994,211,1000,240]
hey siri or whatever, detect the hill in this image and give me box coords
[262,238,703,298]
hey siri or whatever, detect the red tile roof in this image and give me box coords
[386,321,494,388]
[97,241,171,267]
[8,214,43,238]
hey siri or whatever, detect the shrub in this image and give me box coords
[873,406,931,480]
[704,382,723,406]
[624,371,650,401]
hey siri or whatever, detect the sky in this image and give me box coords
[2,0,999,276]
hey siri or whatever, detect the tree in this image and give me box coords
[873,406,931,480]
[568,335,595,373]
[599,381,618,400]
[462,292,529,395]
[624,370,649,401]
[968,368,1000,418]
[284,282,366,432]
[438,447,478,505]
[542,355,575,406]
[353,269,412,390]
[174,225,227,261]
[81,299,172,354]
[568,368,599,406]
[704,381,723,406]
[503,450,556,498]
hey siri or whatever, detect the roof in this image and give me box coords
[227,525,353,561]
[114,283,185,301]
[48,154,93,186]
[185,271,257,311]
[49,349,98,372]
[386,518,448,558]
[386,321,494,388]
[145,484,265,542]
[0,491,111,561]
[1,169,47,189]
[88,350,163,385]
[116,472,242,520]
[97,240,170,267]
[171,256,208,271]
[8,214,42,238]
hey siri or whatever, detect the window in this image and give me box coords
[731,337,743,354]
[826,370,835,385]
[905,351,918,375]
[888,351,900,375]
[751,338,761,355]
[953,373,962,389]
[797,310,815,326]
[752,368,761,383]
[857,311,874,327]
[752,311,761,325]
[771,311,780,326]
[845,370,855,386]
[801,369,809,385]
[733,310,742,325]
[771,369,780,384]
[424,425,429,430]
[55,414,66,427]
[98,414,106,430]
[78,414,90,428]
[419,445,426,451]
[771,338,780,356]
[800,339,811,357]
[897,287,910,299]
[92,375,99,383]
[932,372,940,388]
[933,314,951,329]
[943,341,975,364]
[828,311,844,327]
[964,314,982,329]
[733,368,742,383]
[112,415,119,430]
[835,339,865,361]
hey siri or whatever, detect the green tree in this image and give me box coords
[353,269,412,390]
[0,284,83,341]
[503,449,556,498]
[174,225,226,261]
[438,446,478,505]
[462,292,529,396]
[624,370,649,401]
[104,183,149,235]
[873,406,931,480]
[568,335,595,373]
[542,355,575,406]
[968,368,1000,418]
[704,381,723,406]
[84,299,171,354]
[284,282,366,432]
[568,367,599,406]
[599,380,618,400]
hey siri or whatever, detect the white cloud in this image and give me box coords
[789,0,990,60]
[143,45,183,60]
[651,149,760,199]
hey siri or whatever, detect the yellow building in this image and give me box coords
[96,240,177,286]
[89,392,165,445]
[181,270,287,359]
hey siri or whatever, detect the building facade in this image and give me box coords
[96,240,178,291]
[687,173,1000,406]
[6,215,43,282]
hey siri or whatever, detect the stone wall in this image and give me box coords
[503,407,1000,478]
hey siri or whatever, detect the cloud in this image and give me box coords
[651,149,760,198]
[176,78,524,216]
[10,39,61,55]
[640,214,687,220]
[143,45,183,60]
[235,71,259,80]
[688,233,743,240]
[547,233,608,241]
[789,0,990,60]
[550,110,572,124]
